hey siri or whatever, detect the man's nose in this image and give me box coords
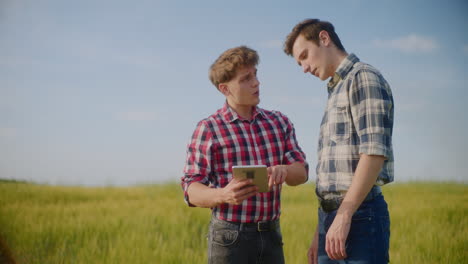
[254,76,260,87]
[302,64,310,73]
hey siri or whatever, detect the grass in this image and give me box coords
[0,181,467,263]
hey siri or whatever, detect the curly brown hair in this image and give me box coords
[209,46,259,89]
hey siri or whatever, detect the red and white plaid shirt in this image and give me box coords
[182,103,307,223]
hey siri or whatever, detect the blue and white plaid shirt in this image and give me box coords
[316,53,394,200]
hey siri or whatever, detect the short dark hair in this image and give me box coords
[284,18,346,56]
[209,46,259,89]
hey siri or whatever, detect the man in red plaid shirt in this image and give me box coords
[181,46,308,264]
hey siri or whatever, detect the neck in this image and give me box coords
[331,50,349,74]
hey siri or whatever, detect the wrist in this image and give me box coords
[335,211,353,224]
[214,188,225,206]
[336,205,354,221]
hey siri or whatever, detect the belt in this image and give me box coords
[239,221,278,232]
[319,186,382,213]
[211,216,278,232]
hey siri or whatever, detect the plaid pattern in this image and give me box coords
[316,54,394,200]
[182,103,307,223]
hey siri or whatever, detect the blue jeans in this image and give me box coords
[318,194,390,264]
[207,216,285,264]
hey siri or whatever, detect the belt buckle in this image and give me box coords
[257,221,269,232]
[320,199,340,213]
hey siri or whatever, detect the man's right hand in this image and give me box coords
[308,225,319,264]
[219,178,258,205]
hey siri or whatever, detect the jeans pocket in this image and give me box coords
[212,229,240,247]
[344,216,374,261]
[345,208,373,250]
[347,215,373,240]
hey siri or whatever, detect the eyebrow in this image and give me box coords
[241,68,256,79]
[240,71,252,80]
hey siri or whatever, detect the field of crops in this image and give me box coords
[0,180,466,263]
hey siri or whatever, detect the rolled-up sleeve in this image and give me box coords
[181,120,213,206]
[349,69,394,159]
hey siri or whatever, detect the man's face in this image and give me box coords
[292,34,333,81]
[222,65,260,107]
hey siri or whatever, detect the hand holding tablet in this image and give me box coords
[232,165,269,192]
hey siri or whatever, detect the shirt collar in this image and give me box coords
[221,101,265,123]
[327,53,360,90]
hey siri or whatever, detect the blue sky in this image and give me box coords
[1,0,467,186]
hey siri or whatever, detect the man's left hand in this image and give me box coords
[267,165,288,189]
[325,213,351,260]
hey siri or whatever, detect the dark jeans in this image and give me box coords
[207,216,285,264]
[318,194,390,264]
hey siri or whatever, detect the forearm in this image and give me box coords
[285,162,308,186]
[187,182,223,208]
[337,154,385,218]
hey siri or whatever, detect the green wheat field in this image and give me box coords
[0,180,467,263]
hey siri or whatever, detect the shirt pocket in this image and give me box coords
[329,105,351,142]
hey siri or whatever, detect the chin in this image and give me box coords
[319,75,328,81]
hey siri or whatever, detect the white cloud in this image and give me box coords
[115,111,158,121]
[373,34,438,53]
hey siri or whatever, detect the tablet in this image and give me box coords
[232,165,269,193]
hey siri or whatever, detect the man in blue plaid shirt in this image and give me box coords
[284,19,394,264]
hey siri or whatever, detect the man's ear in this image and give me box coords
[218,83,230,96]
[318,30,331,46]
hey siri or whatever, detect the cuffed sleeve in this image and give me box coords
[349,69,394,159]
[181,120,213,206]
